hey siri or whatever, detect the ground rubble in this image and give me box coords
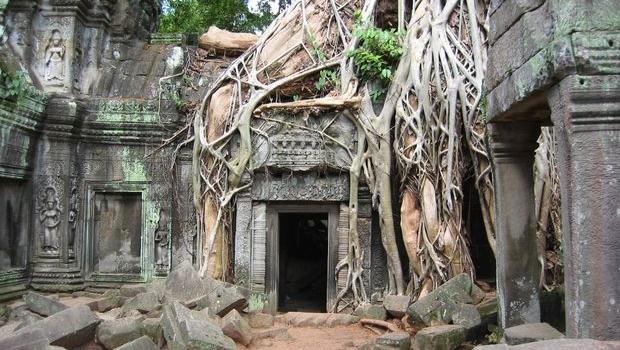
[0,270,614,350]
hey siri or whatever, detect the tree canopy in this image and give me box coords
[159,0,290,34]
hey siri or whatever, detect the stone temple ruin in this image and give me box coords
[0,0,618,349]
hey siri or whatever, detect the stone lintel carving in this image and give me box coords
[251,173,349,201]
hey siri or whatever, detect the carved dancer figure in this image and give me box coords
[154,209,169,268]
[39,187,61,253]
[44,29,65,82]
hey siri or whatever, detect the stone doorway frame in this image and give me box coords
[265,203,339,314]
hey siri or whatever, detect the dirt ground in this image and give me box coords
[239,323,377,350]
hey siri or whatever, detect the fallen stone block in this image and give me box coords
[140,317,164,346]
[503,323,564,345]
[221,309,253,346]
[115,335,158,350]
[96,316,143,349]
[202,278,248,317]
[161,301,235,350]
[72,291,104,299]
[473,339,620,349]
[246,312,274,328]
[94,295,123,313]
[276,312,360,327]
[376,332,411,350]
[16,305,100,349]
[119,285,147,298]
[14,310,43,330]
[407,273,481,325]
[122,292,160,314]
[0,326,49,350]
[383,295,411,318]
[23,292,68,317]
[452,303,482,339]
[354,303,387,321]
[414,324,466,350]
[164,261,209,303]
[476,297,498,325]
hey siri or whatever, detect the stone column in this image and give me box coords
[487,121,542,328]
[548,75,620,340]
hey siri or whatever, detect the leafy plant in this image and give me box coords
[347,23,403,84]
[315,69,340,92]
[0,69,29,100]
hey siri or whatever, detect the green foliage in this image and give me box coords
[159,0,279,34]
[315,69,340,92]
[0,69,29,100]
[347,23,403,84]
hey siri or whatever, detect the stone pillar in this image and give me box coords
[548,75,620,340]
[487,122,542,328]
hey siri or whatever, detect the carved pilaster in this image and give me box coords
[487,121,542,328]
[548,74,620,339]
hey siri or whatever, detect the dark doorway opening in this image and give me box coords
[278,212,328,312]
[463,176,496,284]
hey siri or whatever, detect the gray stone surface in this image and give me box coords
[161,301,235,350]
[221,309,253,346]
[375,332,411,350]
[383,295,410,318]
[164,261,209,303]
[16,305,100,348]
[202,278,248,317]
[122,292,160,314]
[473,339,620,349]
[115,335,159,350]
[503,323,564,345]
[120,285,148,298]
[23,292,68,317]
[140,317,163,346]
[246,312,274,328]
[414,325,466,350]
[354,303,387,321]
[96,316,143,349]
[0,326,49,350]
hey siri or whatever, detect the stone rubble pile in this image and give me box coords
[0,260,287,350]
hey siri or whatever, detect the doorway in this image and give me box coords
[278,213,328,312]
[266,204,338,314]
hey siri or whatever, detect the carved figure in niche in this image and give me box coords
[44,30,65,82]
[39,187,61,254]
[154,209,169,269]
[67,182,78,254]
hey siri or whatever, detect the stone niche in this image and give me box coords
[234,109,387,314]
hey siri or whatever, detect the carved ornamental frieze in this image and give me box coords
[251,173,349,201]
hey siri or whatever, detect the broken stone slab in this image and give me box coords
[276,312,359,327]
[476,297,498,325]
[473,339,620,350]
[16,305,100,349]
[93,294,124,313]
[201,278,248,317]
[119,285,147,298]
[114,335,158,350]
[354,303,387,321]
[503,323,564,345]
[96,316,144,349]
[23,292,68,317]
[122,292,160,314]
[383,295,411,318]
[246,312,274,328]
[375,332,411,350]
[407,273,482,325]
[452,303,483,339]
[0,326,49,350]
[414,324,466,350]
[161,301,235,350]
[164,261,209,303]
[221,309,253,346]
[140,317,164,346]
[14,310,43,330]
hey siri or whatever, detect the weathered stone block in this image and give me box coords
[161,301,235,350]
[0,327,49,350]
[202,278,248,317]
[221,309,253,346]
[16,305,100,349]
[383,295,411,318]
[164,261,208,303]
[375,332,411,350]
[490,0,545,44]
[96,317,143,349]
[246,312,274,328]
[140,317,164,346]
[119,285,147,298]
[122,292,160,314]
[115,335,159,350]
[503,323,564,345]
[414,325,466,350]
[354,303,387,321]
[407,273,478,325]
[23,292,68,317]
